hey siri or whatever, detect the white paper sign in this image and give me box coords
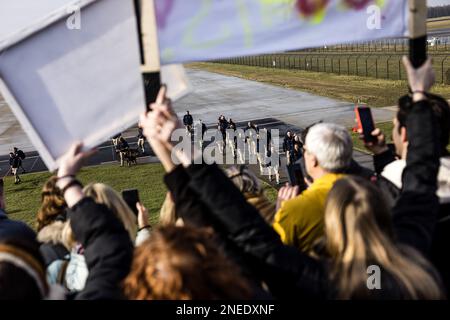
[0,0,146,171]
[161,64,192,102]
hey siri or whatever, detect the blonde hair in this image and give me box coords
[83,183,137,241]
[323,176,443,299]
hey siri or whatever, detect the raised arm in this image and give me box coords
[392,58,441,256]
[139,86,213,228]
[56,143,133,300]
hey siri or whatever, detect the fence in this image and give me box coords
[214,53,450,84]
[290,37,450,53]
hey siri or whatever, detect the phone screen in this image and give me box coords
[356,107,376,143]
[122,189,140,216]
[143,72,161,110]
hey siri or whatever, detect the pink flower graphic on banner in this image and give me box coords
[295,0,330,17]
[342,0,371,10]
[155,0,174,29]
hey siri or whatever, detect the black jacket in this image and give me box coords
[164,166,272,299]
[9,156,19,168]
[137,128,145,140]
[0,209,36,243]
[372,131,450,295]
[178,99,441,299]
[283,136,294,153]
[117,140,129,152]
[183,114,193,126]
[69,198,133,300]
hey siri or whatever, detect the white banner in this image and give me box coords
[155,0,409,65]
[0,0,145,170]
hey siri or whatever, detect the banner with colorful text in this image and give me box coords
[155,0,409,65]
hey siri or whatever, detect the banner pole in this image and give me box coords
[134,0,161,108]
[408,0,427,68]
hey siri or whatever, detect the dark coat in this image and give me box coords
[283,136,294,153]
[372,138,450,295]
[163,166,272,299]
[0,209,36,243]
[68,198,134,300]
[9,156,19,168]
[1,199,133,300]
[183,114,193,126]
[137,128,145,140]
[117,140,129,152]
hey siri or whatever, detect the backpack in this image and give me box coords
[17,150,26,160]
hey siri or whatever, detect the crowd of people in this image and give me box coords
[0,57,449,300]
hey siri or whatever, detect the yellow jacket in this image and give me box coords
[273,173,345,253]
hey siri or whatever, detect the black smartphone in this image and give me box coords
[355,107,376,143]
[143,72,161,110]
[122,189,140,216]
[134,0,161,110]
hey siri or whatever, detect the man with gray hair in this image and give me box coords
[273,123,352,252]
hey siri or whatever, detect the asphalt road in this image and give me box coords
[0,68,384,175]
[173,69,395,129]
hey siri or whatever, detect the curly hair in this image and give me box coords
[123,225,252,300]
[36,176,67,231]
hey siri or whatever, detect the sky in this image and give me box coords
[428,0,450,6]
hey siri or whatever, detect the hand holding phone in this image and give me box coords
[122,189,140,216]
[355,107,376,144]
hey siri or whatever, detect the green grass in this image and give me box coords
[3,163,168,228]
[262,180,278,202]
[213,53,450,85]
[188,62,450,108]
[3,162,279,229]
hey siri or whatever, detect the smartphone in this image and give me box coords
[122,189,140,216]
[143,72,161,110]
[134,0,161,110]
[355,106,376,143]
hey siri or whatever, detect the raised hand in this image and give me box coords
[402,57,435,102]
[57,142,97,178]
[276,183,300,211]
[358,128,388,155]
[56,142,96,207]
[140,85,181,150]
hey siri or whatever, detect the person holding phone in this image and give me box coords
[273,123,353,253]
[359,57,450,293]
[46,183,152,292]
[138,64,444,300]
